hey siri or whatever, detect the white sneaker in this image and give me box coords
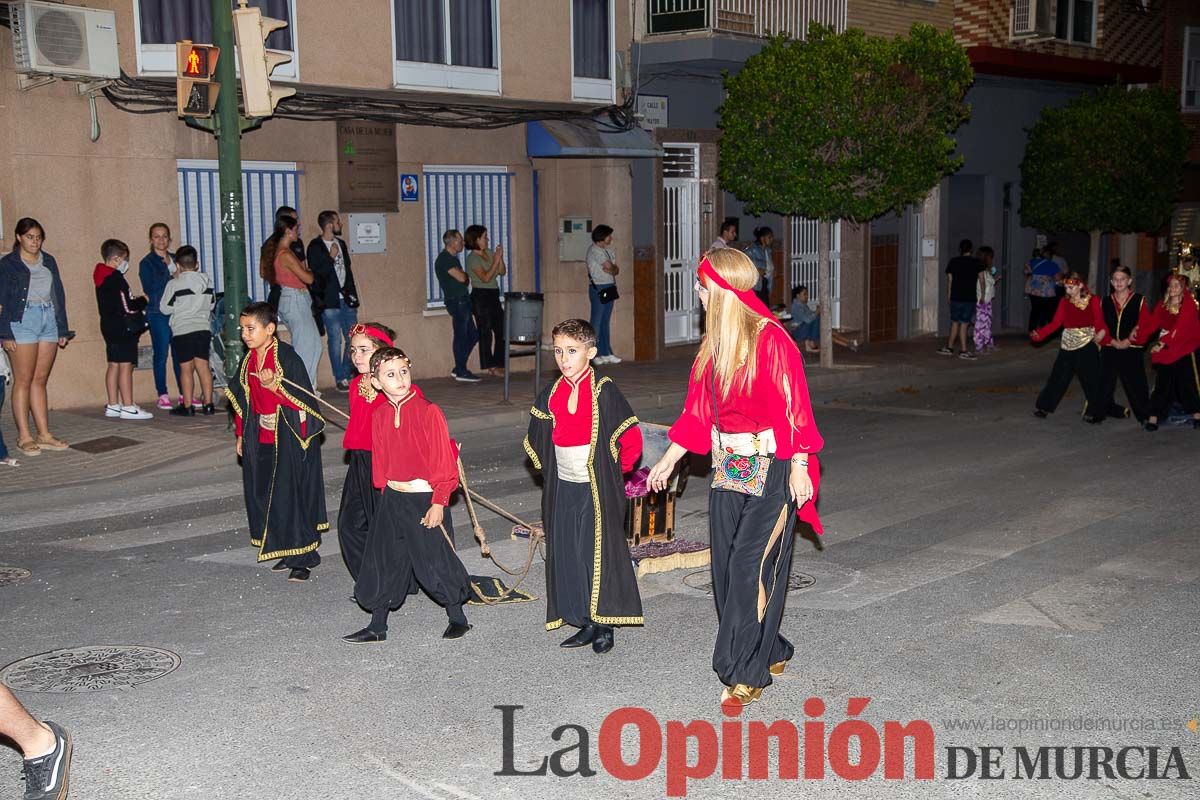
[605,355,622,364]
[104,404,122,418]
[592,355,610,365]
[120,405,153,420]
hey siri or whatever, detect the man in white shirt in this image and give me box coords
[710,219,737,252]
[306,210,359,392]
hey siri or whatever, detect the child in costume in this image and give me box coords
[1134,273,1200,431]
[343,347,472,643]
[337,322,395,581]
[226,302,328,582]
[1030,273,1110,424]
[524,319,643,654]
[1098,266,1150,424]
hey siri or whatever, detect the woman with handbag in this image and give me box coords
[586,225,621,364]
[94,238,153,420]
[647,248,824,708]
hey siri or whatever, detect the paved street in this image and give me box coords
[2,339,1198,799]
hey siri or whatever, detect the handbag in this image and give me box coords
[708,367,770,497]
[590,248,619,304]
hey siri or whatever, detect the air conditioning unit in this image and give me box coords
[11,1,119,80]
[1011,0,1056,40]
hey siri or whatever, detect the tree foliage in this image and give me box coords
[717,24,973,223]
[1019,85,1189,235]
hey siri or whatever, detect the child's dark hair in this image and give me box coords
[370,346,411,375]
[175,245,198,270]
[352,322,396,350]
[240,301,278,328]
[1111,264,1133,278]
[792,285,808,298]
[591,224,613,243]
[101,238,129,262]
[551,318,597,348]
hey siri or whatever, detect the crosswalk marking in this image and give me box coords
[52,511,248,552]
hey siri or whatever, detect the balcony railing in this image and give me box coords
[646,0,847,40]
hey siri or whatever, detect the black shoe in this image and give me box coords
[270,559,289,572]
[442,621,472,640]
[1033,409,1049,419]
[287,568,311,582]
[560,624,596,648]
[1083,415,1103,425]
[202,403,215,415]
[1144,422,1159,432]
[454,370,483,383]
[335,380,350,393]
[169,403,194,417]
[341,627,386,644]
[21,720,71,800]
[592,626,614,654]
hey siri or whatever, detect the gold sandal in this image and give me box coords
[35,435,69,451]
[769,659,789,676]
[720,684,763,708]
[16,440,42,457]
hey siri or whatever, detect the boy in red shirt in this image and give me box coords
[343,347,472,643]
[524,319,643,654]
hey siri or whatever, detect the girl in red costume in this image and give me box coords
[1030,273,1110,424]
[1133,273,1200,431]
[648,248,823,708]
[337,322,396,581]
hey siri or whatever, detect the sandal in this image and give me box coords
[35,435,70,451]
[16,440,41,457]
[0,457,19,467]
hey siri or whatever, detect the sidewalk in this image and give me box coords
[0,333,1044,495]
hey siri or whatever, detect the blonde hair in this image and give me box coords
[696,248,766,399]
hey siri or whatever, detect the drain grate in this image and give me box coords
[682,569,816,595]
[0,566,31,586]
[1,646,181,693]
[70,436,141,454]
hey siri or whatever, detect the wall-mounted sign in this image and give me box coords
[347,213,387,254]
[637,94,668,130]
[337,121,399,212]
[400,174,419,202]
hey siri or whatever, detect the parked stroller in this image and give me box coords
[209,292,228,391]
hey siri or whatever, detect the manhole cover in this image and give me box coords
[682,569,816,595]
[1,646,180,693]
[70,436,140,454]
[0,566,31,586]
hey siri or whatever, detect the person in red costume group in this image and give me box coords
[1030,273,1110,424]
[1133,273,1200,431]
[647,248,823,708]
[524,319,643,655]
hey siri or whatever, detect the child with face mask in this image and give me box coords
[94,238,153,420]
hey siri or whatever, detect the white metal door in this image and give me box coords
[789,217,842,328]
[663,144,702,345]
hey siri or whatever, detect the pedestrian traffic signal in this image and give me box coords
[232,2,296,119]
[175,41,220,118]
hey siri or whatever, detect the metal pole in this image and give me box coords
[212,0,247,382]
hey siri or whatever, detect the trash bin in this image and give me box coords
[504,292,544,343]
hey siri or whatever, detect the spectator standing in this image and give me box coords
[0,218,72,456]
[1025,248,1064,331]
[790,285,820,354]
[434,229,481,382]
[974,245,998,354]
[464,224,506,377]
[264,205,308,312]
[0,684,72,800]
[710,218,737,251]
[745,226,774,307]
[138,222,182,410]
[261,215,322,388]
[939,239,985,359]
[0,347,14,466]
[94,238,153,420]
[586,224,621,365]
[160,245,216,416]
[307,210,359,392]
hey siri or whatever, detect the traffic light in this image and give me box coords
[232,3,296,118]
[175,41,220,117]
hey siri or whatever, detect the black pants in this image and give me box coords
[708,463,797,689]
[547,481,595,629]
[1028,296,1059,331]
[337,450,377,581]
[1149,354,1200,420]
[1101,348,1151,422]
[1036,344,1105,416]
[471,288,505,370]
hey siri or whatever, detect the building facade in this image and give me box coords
[0,0,649,408]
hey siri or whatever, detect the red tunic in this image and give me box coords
[370,386,459,506]
[549,369,643,473]
[232,346,302,444]
[342,374,384,451]
[1134,294,1200,365]
[1031,295,1109,344]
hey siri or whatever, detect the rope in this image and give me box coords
[276,376,545,602]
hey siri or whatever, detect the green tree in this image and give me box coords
[719,24,972,365]
[1020,85,1189,291]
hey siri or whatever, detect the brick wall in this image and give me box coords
[847,0,954,37]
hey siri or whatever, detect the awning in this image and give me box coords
[526,120,661,159]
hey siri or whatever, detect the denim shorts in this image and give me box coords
[9,302,59,344]
[949,301,976,324]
